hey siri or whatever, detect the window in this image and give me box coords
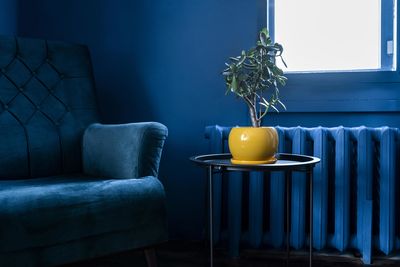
[269,0,397,73]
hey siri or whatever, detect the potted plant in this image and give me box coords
[222,28,287,164]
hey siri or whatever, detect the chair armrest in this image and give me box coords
[82,122,168,178]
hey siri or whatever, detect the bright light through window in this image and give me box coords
[274,0,387,72]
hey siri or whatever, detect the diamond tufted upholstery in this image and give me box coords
[0,36,168,267]
[0,36,99,178]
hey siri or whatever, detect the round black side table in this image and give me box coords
[190,153,320,267]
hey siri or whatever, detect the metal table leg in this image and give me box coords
[286,171,291,266]
[208,166,214,267]
[309,169,313,267]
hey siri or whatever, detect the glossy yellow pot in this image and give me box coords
[228,127,278,164]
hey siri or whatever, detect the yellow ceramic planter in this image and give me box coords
[228,127,278,164]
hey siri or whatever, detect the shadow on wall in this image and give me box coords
[17,0,156,123]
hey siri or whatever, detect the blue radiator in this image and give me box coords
[204,125,399,264]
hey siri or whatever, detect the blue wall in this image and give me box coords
[14,0,400,239]
[0,0,18,35]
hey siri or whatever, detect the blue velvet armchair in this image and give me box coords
[0,36,168,266]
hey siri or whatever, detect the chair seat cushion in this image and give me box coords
[0,175,166,253]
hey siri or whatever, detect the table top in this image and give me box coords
[190,153,320,172]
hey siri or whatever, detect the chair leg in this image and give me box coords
[144,248,158,267]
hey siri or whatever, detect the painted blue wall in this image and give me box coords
[0,0,18,35]
[15,0,400,239]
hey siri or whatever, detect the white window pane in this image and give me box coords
[275,0,381,72]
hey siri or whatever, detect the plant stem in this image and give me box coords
[248,105,260,127]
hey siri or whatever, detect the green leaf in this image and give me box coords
[277,99,286,110]
[271,105,279,112]
[274,43,283,53]
[261,97,270,106]
[225,86,231,95]
[259,28,271,47]
[237,51,247,65]
[260,35,267,47]
[273,65,284,75]
[230,76,238,91]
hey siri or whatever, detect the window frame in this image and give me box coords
[257,0,400,112]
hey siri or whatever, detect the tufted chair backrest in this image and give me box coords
[0,36,100,178]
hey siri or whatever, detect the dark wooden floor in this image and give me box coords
[65,240,400,267]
